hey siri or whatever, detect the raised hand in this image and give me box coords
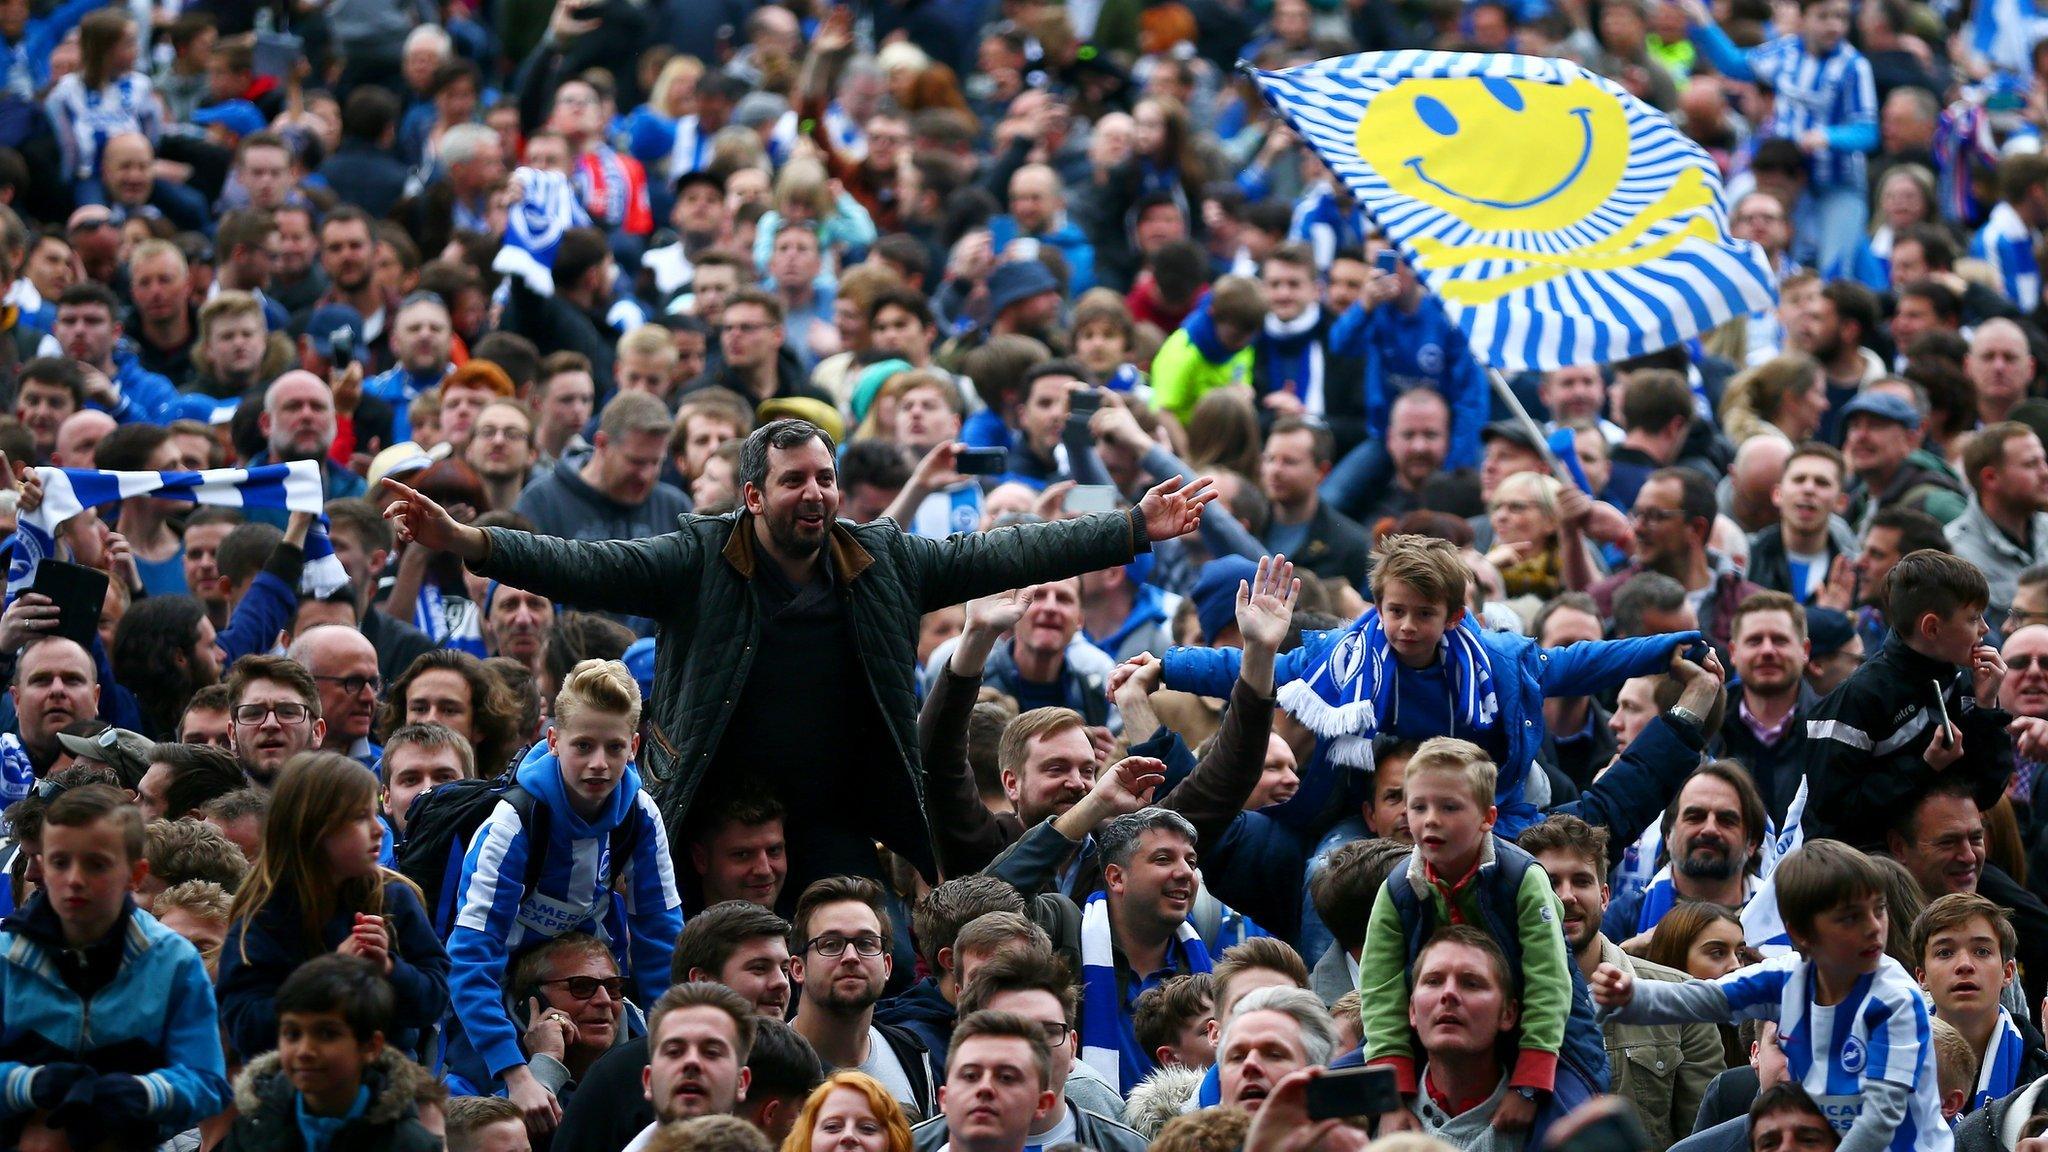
[1090,756,1167,816]
[1137,475,1218,542]
[1108,652,1163,699]
[1236,555,1300,653]
[1589,961,1634,1007]
[382,479,487,561]
[965,587,1030,637]
[1974,642,2007,705]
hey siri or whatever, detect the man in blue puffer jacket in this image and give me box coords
[1160,535,1699,839]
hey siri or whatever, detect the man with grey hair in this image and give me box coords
[1217,985,1338,1113]
[250,371,365,510]
[1610,572,1697,639]
[395,123,506,257]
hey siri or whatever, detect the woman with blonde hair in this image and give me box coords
[782,1071,915,1152]
[1844,163,1941,291]
[624,55,707,181]
[1485,471,1596,608]
[1718,353,1829,444]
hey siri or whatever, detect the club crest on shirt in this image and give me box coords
[1332,630,1366,686]
[1839,1035,1867,1074]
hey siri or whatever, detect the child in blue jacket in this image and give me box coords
[444,657,682,1122]
[1161,535,1697,838]
[0,783,229,1149]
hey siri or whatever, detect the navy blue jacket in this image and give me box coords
[873,976,955,1084]
[216,879,449,1063]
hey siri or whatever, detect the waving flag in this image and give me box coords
[1251,51,1777,371]
[6,462,348,599]
[1966,0,2047,85]
[493,167,593,297]
[1740,776,1809,955]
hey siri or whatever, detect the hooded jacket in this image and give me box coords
[103,347,180,426]
[512,456,695,548]
[874,977,955,1080]
[445,741,682,1080]
[1160,626,1694,838]
[221,1049,441,1152]
[0,895,229,1140]
[216,878,448,1064]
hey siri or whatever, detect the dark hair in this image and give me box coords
[648,982,759,1063]
[377,649,524,778]
[1662,762,1767,873]
[1748,1082,1834,1139]
[1532,591,1603,644]
[672,900,792,984]
[542,612,636,693]
[277,953,394,1041]
[92,422,171,471]
[792,875,892,947]
[1888,549,1991,631]
[43,783,144,864]
[1269,415,1336,467]
[948,1010,1052,1088]
[914,875,1026,974]
[114,595,214,737]
[747,1018,825,1100]
[57,281,123,318]
[1775,839,1887,941]
[1519,813,1613,878]
[867,287,935,330]
[323,497,391,555]
[1619,369,1694,434]
[341,86,402,143]
[1750,137,1809,178]
[216,521,283,585]
[1897,279,1963,325]
[553,228,611,293]
[215,209,275,261]
[1414,924,1514,997]
[225,652,319,713]
[1134,973,1216,1066]
[18,358,86,406]
[149,742,250,820]
[1643,899,1745,974]
[471,332,542,389]
[1308,837,1409,952]
[1650,466,1720,539]
[1820,281,1882,345]
[1895,224,1958,270]
[1869,506,1950,555]
[839,438,915,495]
[958,947,1079,1025]
[739,419,837,492]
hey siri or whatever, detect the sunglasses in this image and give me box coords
[541,975,625,1000]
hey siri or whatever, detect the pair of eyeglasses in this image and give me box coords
[541,975,625,1000]
[313,674,382,696]
[1628,506,1686,524]
[233,702,311,725]
[805,934,886,958]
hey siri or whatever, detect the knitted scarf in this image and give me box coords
[1256,304,1325,410]
[1972,1007,2028,1111]
[493,167,592,296]
[1276,608,1500,769]
[1182,301,1232,365]
[1080,891,1210,1094]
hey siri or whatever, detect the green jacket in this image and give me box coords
[1150,328,1256,423]
[471,508,1147,874]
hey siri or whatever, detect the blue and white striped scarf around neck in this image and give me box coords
[1079,891,1210,1095]
[1972,1007,2028,1111]
[1275,608,1500,769]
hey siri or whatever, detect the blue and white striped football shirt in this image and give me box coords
[1745,36,1879,189]
[1972,201,2041,307]
[44,71,162,183]
[1719,953,1947,1152]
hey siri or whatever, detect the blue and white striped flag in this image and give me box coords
[492,167,592,297]
[1967,0,2048,84]
[6,462,348,599]
[1251,51,1778,371]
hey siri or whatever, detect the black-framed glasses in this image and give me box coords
[1628,506,1686,525]
[2009,608,2048,631]
[542,975,624,1000]
[233,702,311,725]
[313,674,382,696]
[1032,1021,1072,1045]
[805,934,886,958]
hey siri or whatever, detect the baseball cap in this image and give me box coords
[305,304,365,360]
[1480,420,1544,456]
[191,100,266,138]
[57,727,155,783]
[1805,607,1855,660]
[367,441,448,491]
[1837,391,1921,427]
[1192,556,1258,644]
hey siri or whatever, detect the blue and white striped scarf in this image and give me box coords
[1971,1007,2028,1111]
[1080,890,1210,1094]
[1275,608,1499,769]
[1741,776,1810,955]
[493,167,592,297]
[5,462,348,600]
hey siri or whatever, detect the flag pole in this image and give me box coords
[1485,367,1582,491]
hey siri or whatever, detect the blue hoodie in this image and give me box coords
[103,349,179,426]
[365,365,451,443]
[444,742,682,1080]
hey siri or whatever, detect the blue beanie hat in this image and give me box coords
[623,638,657,701]
[1192,556,1259,642]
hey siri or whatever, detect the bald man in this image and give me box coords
[991,164,1096,293]
[94,132,209,234]
[1969,318,2038,426]
[287,625,384,764]
[52,410,115,469]
[1722,435,1793,534]
[246,372,367,522]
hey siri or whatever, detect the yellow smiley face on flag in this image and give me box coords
[1357,74,1630,234]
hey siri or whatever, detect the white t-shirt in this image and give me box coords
[859,1025,922,1116]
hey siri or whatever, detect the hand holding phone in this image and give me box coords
[1305,1067,1401,1120]
[955,447,1007,476]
